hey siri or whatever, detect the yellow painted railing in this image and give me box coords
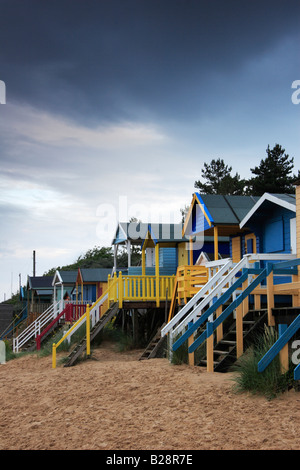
[177,265,209,304]
[107,272,176,307]
[52,277,118,369]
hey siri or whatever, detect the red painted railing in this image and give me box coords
[36,303,87,350]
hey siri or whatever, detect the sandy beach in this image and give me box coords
[0,341,299,451]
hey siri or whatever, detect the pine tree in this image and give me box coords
[248,144,296,196]
[194,158,246,194]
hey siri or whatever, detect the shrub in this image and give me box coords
[231,326,296,399]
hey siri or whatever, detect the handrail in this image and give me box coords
[162,257,251,339]
[254,257,300,380]
[0,305,27,339]
[172,267,252,352]
[108,272,175,307]
[257,314,300,375]
[51,278,118,368]
[163,253,297,344]
[35,303,86,350]
[162,259,233,337]
[294,362,300,380]
[52,306,90,369]
[188,267,268,353]
[13,301,61,352]
[167,276,178,323]
[176,265,208,304]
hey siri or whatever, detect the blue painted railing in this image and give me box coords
[258,314,300,380]
[0,307,27,340]
[257,257,300,381]
[172,263,271,353]
[189,267,268,353]
[294,362,300,380]
[172,256,300,380]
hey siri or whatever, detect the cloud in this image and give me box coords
[1,103,167,149]
[1,1,299,124]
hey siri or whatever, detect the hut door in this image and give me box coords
[231,237,241,263]
[178,242,189,266]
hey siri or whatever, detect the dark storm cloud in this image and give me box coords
[1,0,299,124]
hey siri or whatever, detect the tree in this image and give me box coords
[194,158,246,195]
[248,144,296,196]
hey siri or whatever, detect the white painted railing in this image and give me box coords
[161,258,236,337]
[62,293,109,345]
[161,253,297,341]
[13,301,61,352]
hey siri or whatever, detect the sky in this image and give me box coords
[0,0,299,300]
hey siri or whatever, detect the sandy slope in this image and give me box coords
[0,342,299,451]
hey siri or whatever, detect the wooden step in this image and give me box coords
[64,303,119,367]
[199,359,220,366]
[138,323,166,361]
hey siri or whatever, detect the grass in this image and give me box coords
[231,326,296,400]
[93,322,136,352]
[4,319,138,367]
[169,328,206,365]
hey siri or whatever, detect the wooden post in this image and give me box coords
[254,292,261,310]
[188,322,194,366]
[206,321,214,372]
[142,246,146,276]
[52,343,56,369]
[214,226,219,261]
[189,237,193,266]
[236,303,243,358]
[86,304,90,357]
[278,324,289,374]
[133,310,139,346]
[155,243,160,307]
[118,271,123,308]
[267,269,275,326]
[242,277,249,317]
[292,274,299,307]
[216,305,223,343]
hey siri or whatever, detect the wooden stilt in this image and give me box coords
[236,304,243,359]
[206,322,214,372]
[279,324,289,374]
[216,305,223,343]
[187,322,194,366]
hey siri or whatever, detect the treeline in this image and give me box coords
[194,144,299,195]
[44,245,141,276]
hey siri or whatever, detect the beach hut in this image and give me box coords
[26,275,54,322]
[52,270,78,311]
[183,193,259,262]
[73,267,112,313]
[239,193,296,257]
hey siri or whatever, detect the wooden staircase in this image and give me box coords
[199,309,268,372]
[139,323,167,360]
[64,303,119,367]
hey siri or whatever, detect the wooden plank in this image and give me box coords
[267,271,275,326]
